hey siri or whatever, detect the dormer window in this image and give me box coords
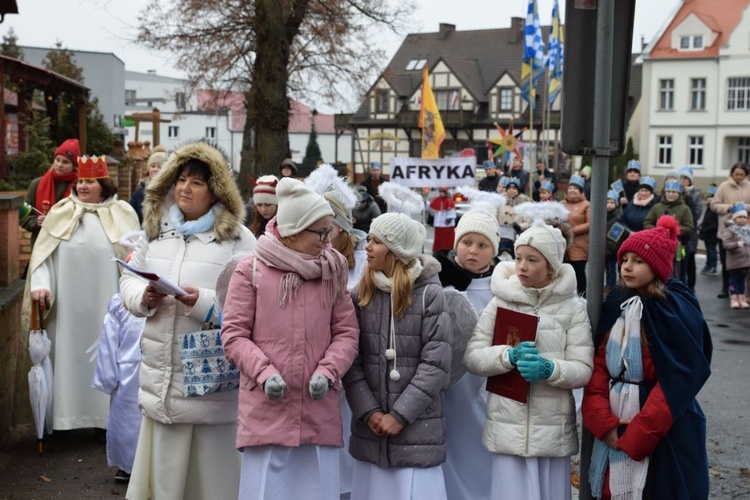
[679,35,704,50]
[405,59,427,71]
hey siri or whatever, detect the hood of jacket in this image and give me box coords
[416,254,442,284]
[490,260,579,307]
[142,142,245,242]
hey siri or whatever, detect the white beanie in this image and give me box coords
[454,211,500,257]
[275,178,334,237]
[253,175,279,205]
[514,222,567,276]
[370,213,426,265]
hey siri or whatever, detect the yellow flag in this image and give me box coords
[419,66,445,159]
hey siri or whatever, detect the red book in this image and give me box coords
[486,307,540,404]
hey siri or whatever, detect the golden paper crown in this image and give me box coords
[77,155,109,179]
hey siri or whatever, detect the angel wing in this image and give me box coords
[443,288,480,387]
[304,163,358,211]
[514,201,569,225]
[214,252,253,312]
[378,182,424,216]
[457,186,507,216]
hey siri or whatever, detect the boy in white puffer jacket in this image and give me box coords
[464,218,594,500]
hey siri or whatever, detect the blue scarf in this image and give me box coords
[169,202,221,235]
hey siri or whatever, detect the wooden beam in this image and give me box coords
[0,63,5,180]
[77,94,87,154]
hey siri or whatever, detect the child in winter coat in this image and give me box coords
[699,184,719,275]
[434,190,505,500]
[605,191,629,296]
[221,178,360,500]
[464,217,594,500]
[344,211,452,500]
[91,293,146,482]
[538,181,556,202]
[644,181,694,281]
[722,203,750,309]
[246,175,278,238]
[496,177,531,261]
[620,176,657,232]
[582,215,712,499]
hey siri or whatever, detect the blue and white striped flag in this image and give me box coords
[521,0,546,111]
[547,0,563,105]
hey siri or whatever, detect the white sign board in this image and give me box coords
[389,157,477,188]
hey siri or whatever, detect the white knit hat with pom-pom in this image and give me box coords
[370,213,426,265]
[453,187,506,256]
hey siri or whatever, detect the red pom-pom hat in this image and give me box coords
[617,215,680,283]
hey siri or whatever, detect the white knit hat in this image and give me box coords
[275,178,334,237]
[514,222,567,276]
[253,175,279,205]
[454,211,501,256]
[370,213,426,265]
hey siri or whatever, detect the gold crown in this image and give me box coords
[77,155,109,179]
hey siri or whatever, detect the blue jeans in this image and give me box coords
[605,256,618,290]
[729,268,748,295]
[703,241,718,270]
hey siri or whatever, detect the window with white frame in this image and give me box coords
[499,88,514,112]
[739,137,750,164]
[690,78,706,110]
[679,35,704,50]
[435,90,460,111]
[688,136,704,166]
[168,126,179,138]
[205,127,216,139]
[658,135,672,166]
[125,89,136,105]
[659,79,674,110]
[175,92,186,111]
[727,77,750,110]
[374,89,389,113]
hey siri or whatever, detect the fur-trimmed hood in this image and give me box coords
[142,142,245,242]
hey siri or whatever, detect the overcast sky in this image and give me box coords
[1,0,681,113]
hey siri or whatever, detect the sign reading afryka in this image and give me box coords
[389,157,477,188]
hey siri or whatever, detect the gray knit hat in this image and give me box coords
[370,213,426,265]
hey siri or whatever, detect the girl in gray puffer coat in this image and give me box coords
[344,212,452,500]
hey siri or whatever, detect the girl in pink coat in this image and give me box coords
[221,178,360,500]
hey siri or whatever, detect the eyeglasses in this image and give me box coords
[303,225,334,242]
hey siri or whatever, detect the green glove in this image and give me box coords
[508,341,538,367]
[516,353,554,382]
[264,373,286,400]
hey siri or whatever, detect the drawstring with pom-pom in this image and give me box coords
[386,293,400,381]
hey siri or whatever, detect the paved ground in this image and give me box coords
[0,256,748,499]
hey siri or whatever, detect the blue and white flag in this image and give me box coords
[521,0,546,111]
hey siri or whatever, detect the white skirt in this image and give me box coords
[350,459,447,500]
[489,454,570,500]
[239,445,339,500]
[442,372,493,500]
[339,393,354,494]
[126,417,240,500]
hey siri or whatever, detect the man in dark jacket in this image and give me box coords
[620,160,642,206]
[360,162,388,213]
[352,189,381,234]
[478,160,502,192]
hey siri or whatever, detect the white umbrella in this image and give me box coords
[28,300,53,456]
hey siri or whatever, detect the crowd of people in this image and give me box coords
[18,142,728,499]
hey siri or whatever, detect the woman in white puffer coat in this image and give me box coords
[464,220,593,500]
[120,141,256,500]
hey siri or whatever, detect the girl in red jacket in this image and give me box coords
[582,215,712,499]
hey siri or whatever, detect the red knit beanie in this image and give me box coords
[54,138,80,165]
[617,215,680,283]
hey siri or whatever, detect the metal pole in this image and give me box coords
[579,1,615,499]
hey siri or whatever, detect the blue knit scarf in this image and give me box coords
[169,202,221,236]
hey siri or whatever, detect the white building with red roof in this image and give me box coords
[639,0,750,184]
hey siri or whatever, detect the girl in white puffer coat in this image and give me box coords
[464,219,593,500]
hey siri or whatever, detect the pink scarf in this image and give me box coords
[254,218,349,309]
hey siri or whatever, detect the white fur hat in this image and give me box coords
[454,212,500,256]
[275,178,334,237]
[370,213,426,265]
[514,222,567,276]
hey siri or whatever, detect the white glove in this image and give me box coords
[309,373,330,400]
[264,374,286,400]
